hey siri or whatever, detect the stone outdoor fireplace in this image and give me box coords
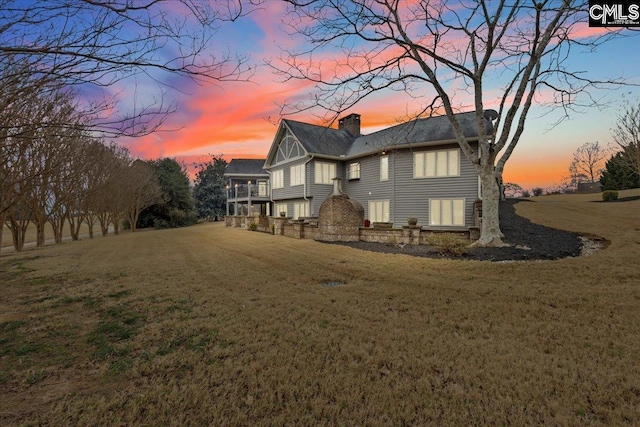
[315,178,364,242]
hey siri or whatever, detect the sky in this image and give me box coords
[119,2,640,191]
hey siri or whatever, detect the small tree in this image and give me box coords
[503,183,525,198]
[532,187,544,197]
[122,160,162,232]
[600,150,640,190]
[611,100,640,177]
[137,158,197,229]
[572,142,606,183]
[193,155,228,221]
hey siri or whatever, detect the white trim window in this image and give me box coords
[274,202,288,217]
[348,162,360,180]
[290,164,305,186]
[414,149,460,178]
[368,199,389,223]
[429,199,465,226]
[315,162,336,184]
[258,181,268,197]
[293,201,309,219]
[380,155,389,181]
[272,169,284,189]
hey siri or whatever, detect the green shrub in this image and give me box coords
[602,190,618,202]
[426,233,469,256]
[248,222,258,231]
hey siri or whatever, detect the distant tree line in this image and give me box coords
[1,75,228,253]
[0,78,163,252]
[1,1,243,253]
[504,101,640,198]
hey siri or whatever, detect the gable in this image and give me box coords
[275,128,306,164]
[265,124,309,167]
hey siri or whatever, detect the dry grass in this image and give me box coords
[1,189,639,426]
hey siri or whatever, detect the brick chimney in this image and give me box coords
[338,113,361,136]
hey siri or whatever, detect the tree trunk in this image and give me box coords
[112,213,120,235]
[97,212,110,236]
[129,209,138,232]
[0,212,5,254]
[85,213,96,238]
[67,214,85,241]
[7,215,29,252]
[33,209,47,247]
[49,213,67,244]
[36,220,46,246]
[472,168,507,247]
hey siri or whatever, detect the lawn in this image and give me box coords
[1,190,639,426]
[1,221,95,251]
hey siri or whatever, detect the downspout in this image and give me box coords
[267,170,273,216]
[391,151,396,225]
[303,154,314,214]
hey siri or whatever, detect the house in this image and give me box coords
[224,159,270,216]
[227,111,494,230]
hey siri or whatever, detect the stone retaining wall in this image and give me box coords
[228,215,474,242]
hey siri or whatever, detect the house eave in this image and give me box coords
[301,137,480,163]
[224,173,269,178]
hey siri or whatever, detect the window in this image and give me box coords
[380,155,389,181]
[315,162,336,184]
[414,149,459,178]
[258,181,268,197]
[274,202,288,217]
[293,201,309,219]
[429,199,465,226]
[368,200,389,223]
[348,162,360,180]
[290,164,305,186]
[272,169,284,189]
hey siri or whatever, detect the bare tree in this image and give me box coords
[611,100,640,176]
[0,0,256,138]
[274,0,632,246]
[572,142,606,183]
[122,160,163,232]
[503,183,525,198]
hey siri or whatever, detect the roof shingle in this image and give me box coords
[225,159,268,176]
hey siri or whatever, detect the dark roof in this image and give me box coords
[283,119,354,157]
[347,111,492,157]
[225,159,268,176]
[282,111,493,159]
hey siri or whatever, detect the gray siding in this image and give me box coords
[269,145,479,226]
[342,154,394,220]
[271,157,309,201]
[308,160,341,215]
[273,198,315,218]
[343,144,479,227]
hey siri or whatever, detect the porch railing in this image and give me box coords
[229,183,269,199]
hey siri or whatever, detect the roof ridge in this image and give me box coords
[283,118,345,132]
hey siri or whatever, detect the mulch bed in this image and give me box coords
[330,199,586,262]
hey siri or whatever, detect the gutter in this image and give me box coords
[308,137,479,162]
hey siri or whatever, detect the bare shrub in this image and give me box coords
[426,233,469,256]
